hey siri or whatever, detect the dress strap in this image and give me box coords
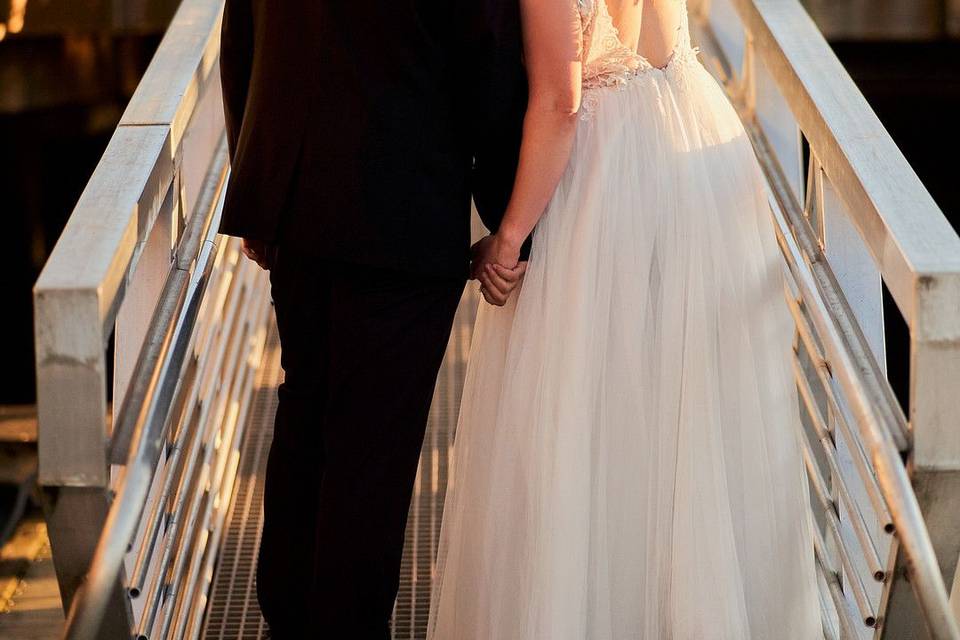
[675,1,691,51]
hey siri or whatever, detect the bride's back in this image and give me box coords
[605,0,685,69]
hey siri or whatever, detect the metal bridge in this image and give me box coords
[26,0,960,638]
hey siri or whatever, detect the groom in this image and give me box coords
[218,0,530,637]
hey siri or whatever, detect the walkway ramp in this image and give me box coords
[30,0,960,639]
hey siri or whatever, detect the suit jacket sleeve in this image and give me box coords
[220,0,254,163]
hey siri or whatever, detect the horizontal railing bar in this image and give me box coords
[112,262,191,476]
[797,364,886,582]
[136,563,165,640]
[127,355,202,596]
[135,244,249,640]
[817,584,838,640]
[183,518,223,640]
[127,493,165,598]
[110,142,228,465]
[154,264,254,640]
[812,517,861,639]
[799,427,832,516]
[137,245,256,638]
[821,370,891,526]
[128,157,236,598]
[800,421,877,626]
[170,289,268,640]
[179,289,270,640]
[749,122,911,454]
[782,257,895,533]
[127,267,229,597]
[791,353,886,583]
[788,294,847,432]
[768,194,959,638]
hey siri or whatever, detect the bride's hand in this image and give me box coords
[471,234,526,306]
[479,261,527,306]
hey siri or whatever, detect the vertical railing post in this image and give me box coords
[34,118,175,640]
[34,283,133,639]
[883,273,960,637]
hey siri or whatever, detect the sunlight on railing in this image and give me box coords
[690,1,960,637]
[31,1,960,639]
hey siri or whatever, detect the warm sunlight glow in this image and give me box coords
[8,0,27,34]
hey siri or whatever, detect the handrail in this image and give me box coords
[33,0,960,638]
[770,179,957,637]
[728,0,960,320]
[63,151,229,640]
[690,0,960,637]
[34,1,273,639]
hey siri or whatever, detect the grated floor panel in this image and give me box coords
[200,321,279,640]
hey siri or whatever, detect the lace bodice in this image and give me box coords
[578,0,696,90]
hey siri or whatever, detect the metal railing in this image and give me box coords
[32,0,960,639]
[689,0,960,638]
[33,0,272,638]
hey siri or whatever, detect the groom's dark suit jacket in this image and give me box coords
[218,0,529,278]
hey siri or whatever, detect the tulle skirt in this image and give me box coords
[428,56,822,639]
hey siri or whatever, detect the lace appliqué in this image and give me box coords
[578,0,700,121]
[580,0,645,90]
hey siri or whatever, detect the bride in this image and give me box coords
[427,0,822,638]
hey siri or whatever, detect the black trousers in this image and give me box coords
[257,247,465,639]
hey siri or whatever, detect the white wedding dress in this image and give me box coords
[427,1,822,638]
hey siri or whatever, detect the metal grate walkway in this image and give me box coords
[200,315,281,640]
[200,288,479,640]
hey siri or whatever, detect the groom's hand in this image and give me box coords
[241,238,274,270]
[478,262,527,306]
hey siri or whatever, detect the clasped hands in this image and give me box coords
[242,234,527,307]
[471,233,527,307]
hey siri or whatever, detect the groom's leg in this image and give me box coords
[312,261,465,639]
[257,250,331,636]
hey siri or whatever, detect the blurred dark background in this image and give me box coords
[0,0,957,409]
[2,0,179,408]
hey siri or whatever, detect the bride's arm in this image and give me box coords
[477,0,583,274]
